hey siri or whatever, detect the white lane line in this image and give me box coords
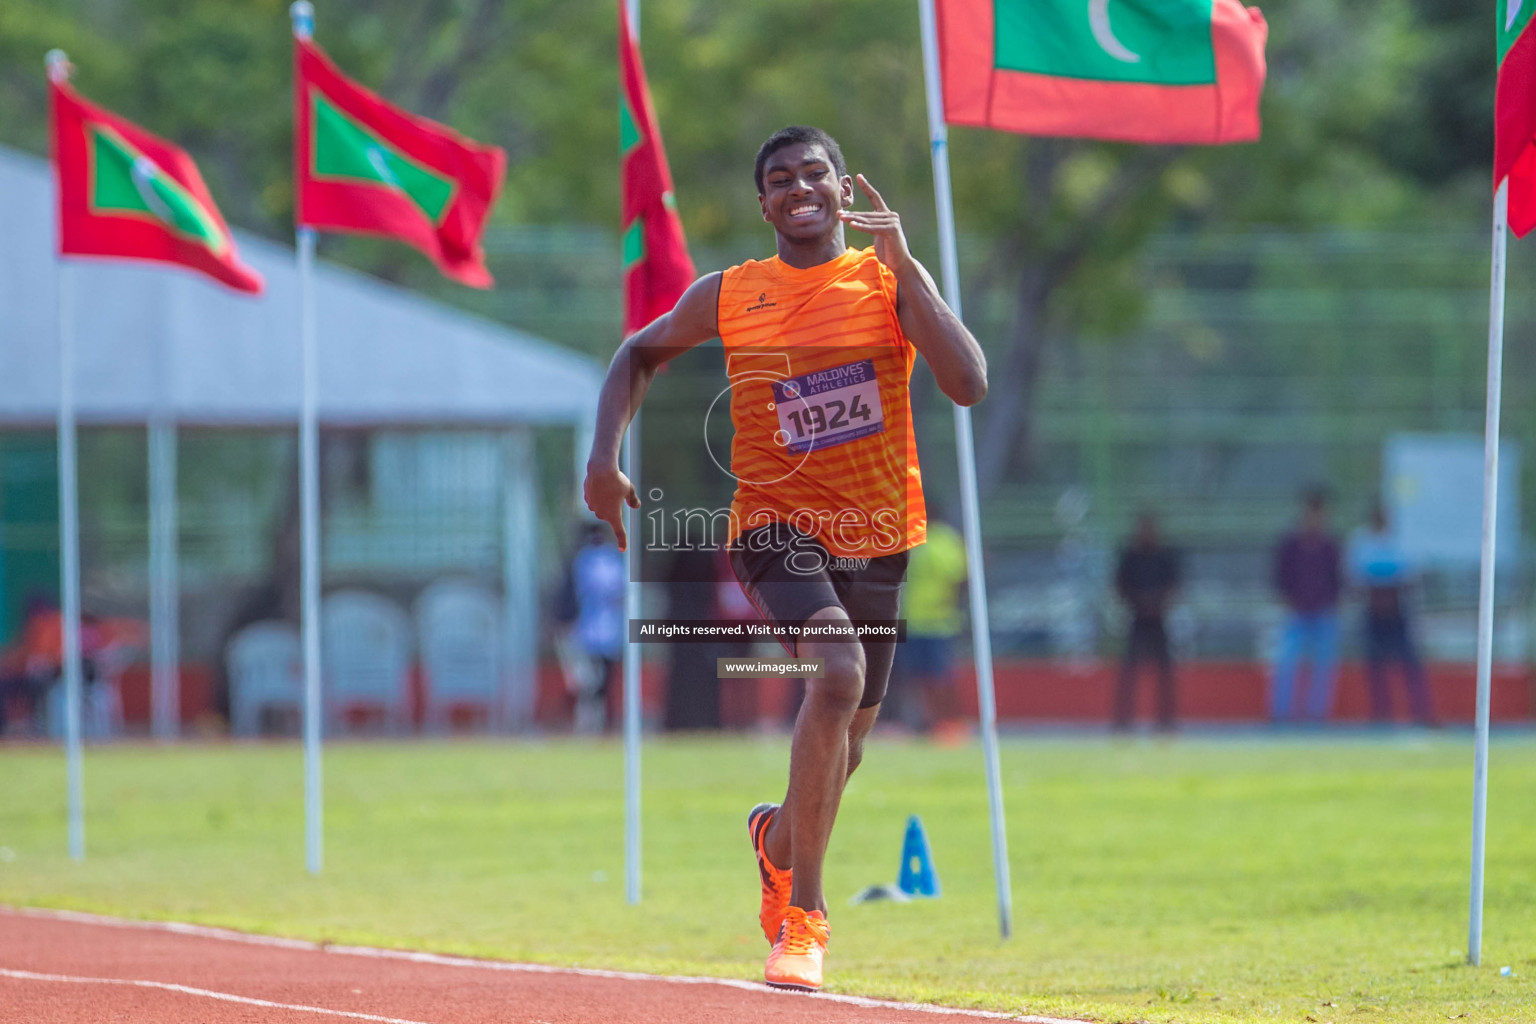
[324,944,1058,1021]
[7,906,318,950]
[0,967,435,1024]
[2,906,1085,1023]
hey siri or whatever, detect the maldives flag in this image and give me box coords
[620,1,695,336]
[1497,0,1536,237]
[294,38,505,288]
[937,0,1267,145]
[50,77,263,294]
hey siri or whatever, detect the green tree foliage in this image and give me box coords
[947,0,1487,488]
[0,0,1498,491]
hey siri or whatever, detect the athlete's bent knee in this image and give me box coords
[809,645,865,712]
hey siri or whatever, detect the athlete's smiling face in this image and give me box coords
[758,142,854,241]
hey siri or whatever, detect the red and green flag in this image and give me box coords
[1497,0,1536,237]
[620,1,695,336]
[937,0,1268,144]
[294,38,506,288]
[50,74,263,294]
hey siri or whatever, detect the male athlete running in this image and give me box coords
[583,125,986,991]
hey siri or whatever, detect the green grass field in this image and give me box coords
[1,732,1534,1023]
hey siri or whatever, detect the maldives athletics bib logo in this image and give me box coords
[50,71,263,294]
[294,37,505,288]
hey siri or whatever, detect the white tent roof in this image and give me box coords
[0,146,601,427]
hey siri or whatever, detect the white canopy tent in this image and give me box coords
[0,144,600,745]
[0,148,598,428]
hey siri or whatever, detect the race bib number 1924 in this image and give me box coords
[770,359,885,454]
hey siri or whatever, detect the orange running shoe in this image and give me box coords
[764,906,830,992]
[748,802,792,943]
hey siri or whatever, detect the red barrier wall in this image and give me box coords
[117,665,215,726]
[947,660,1533,723]
[595,660,1535,727]
[113,657,1536,732]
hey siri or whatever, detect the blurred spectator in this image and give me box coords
[895,517,969,742]
[0,596,60,736]
[555,524,626,733]
[1272,488,1343,722]
[1113,512,1180,732]
[714,545,757,728]
[1348,502,1436,726]
[662,545,721,731]
[0,597,143,738]
[716,545,757,627]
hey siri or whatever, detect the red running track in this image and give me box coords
[0,907,1084,1023]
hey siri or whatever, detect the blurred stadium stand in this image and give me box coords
[471,224,1536,677]
[5,143,1536,728]
[0,145,598,734]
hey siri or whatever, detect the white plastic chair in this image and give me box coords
[226,621,302,737]
[44,623,138,740]
[322,590,412,733]
[414,580,503,731]
[44,676,124,740]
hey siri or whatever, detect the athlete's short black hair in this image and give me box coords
[754,126,847,195]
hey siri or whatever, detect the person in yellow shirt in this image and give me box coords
[897,517,969,742]
[583,126,986,991]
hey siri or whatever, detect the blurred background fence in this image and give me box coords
[6,223,1536,730]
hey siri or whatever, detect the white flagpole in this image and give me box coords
[622,0,644,909]
[149,271,182,743]
[148,418,180,742]
[1468,178,1508,966]
[58,261,85,861]
[292,0,324,877]
[48,49,86,863]
[623,417,643,907]
[917,0,1013,939]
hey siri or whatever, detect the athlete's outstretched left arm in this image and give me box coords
[840,175,987,407]
[583,272,722,550]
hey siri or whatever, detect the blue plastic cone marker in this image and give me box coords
[897,814,940,898]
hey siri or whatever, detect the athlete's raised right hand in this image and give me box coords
[583,463,641,551]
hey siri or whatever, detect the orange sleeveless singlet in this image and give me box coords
[716,246,926,559]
